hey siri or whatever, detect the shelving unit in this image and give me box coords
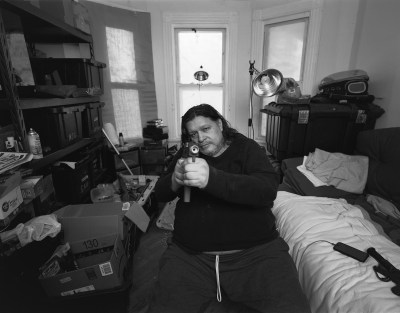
[0,0,102,169]
[29,138,96,172]
[0,0,92,44]
[0,8,26,148]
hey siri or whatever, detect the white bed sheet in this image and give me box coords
[272,191,400,313]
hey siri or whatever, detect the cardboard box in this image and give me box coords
[39,234,127,297]
[31,174,57,216]
[39,174,55,202]
[0,172,23,220]
[0,200,35,229]
[20,175,43,199]
[74,244,114,269]
[38,201,151,297]
[54,201,150,240]
[68,232,117,256]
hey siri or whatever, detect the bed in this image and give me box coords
[273,127,400,313]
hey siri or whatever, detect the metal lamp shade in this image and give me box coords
[252,69,283,97]
[194,66,209,81]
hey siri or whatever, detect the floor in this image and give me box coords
[128,222,171,313]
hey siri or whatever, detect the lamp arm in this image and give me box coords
[248,61,255,138]
[249,60,255,75]
[248,61,284,138]
[248,60,261,76]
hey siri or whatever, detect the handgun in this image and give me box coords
[181,142,199,202]
[182,141,199,162]
[367,247,400,296]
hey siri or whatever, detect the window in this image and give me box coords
[263,19,308,82]
[106,27,142,138]
[252,1,322,141]
[162,12,238,140]
[260,17,309,137]
[175,29,225,117]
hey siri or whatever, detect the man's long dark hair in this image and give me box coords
[181,104,238,143]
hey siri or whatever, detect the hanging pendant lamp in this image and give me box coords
[194,65,209,90]
[194,65,209,82]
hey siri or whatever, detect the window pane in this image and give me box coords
[112,89,142,138]
[264,20,306,80]
[177,30,223,84]
[179,86,223,117]
[106,27,137,83]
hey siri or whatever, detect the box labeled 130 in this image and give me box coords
[39,233,127,297]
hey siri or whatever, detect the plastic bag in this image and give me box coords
[16,214,61,246]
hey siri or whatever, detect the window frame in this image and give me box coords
[106,26,142,138]
[175,27,226,119]
[163,12,238,141]
[251,0,323,141]
[262,16,309,86]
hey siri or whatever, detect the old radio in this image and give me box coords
[318,70,369,97]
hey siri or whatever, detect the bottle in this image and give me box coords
[27,128,43,159]
[118,132,124,146]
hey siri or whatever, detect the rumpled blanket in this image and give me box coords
[367,194,400,219]
[304,148,368,194]
[272,191,400,313]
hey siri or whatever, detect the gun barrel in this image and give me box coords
[184,186,191,202]
[182,142,199,202]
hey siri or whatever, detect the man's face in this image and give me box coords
[185,116,225,157]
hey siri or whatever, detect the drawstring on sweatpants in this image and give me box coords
[215,255,222,302]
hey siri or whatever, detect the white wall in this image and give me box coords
[349,0,400,129]
[88,0,400,135]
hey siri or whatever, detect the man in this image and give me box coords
[148,104,310,313]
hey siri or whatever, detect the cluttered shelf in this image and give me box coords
[28,138,97,172]
[0,0,92,44]
[19,96,101,110]
[2,97,101,112]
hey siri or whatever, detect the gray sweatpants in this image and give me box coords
[147,237,311,313]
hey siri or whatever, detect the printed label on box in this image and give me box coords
[61,290,75,297]
[75,285,95,294]
[60,277,72,284]
[99,262,113,276]
[0,186,23,220]
[61,285,95,297]
[298,110,310,124]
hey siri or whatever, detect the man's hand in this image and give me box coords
[171,158,186,192]
[181,157,209,189]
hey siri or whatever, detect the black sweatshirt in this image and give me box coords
[154,133,280,252]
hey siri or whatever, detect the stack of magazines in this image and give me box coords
[0,152,33,175]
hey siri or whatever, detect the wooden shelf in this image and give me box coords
[0,0,92,44]
[29,138,96,172]
[19,96,101,109]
